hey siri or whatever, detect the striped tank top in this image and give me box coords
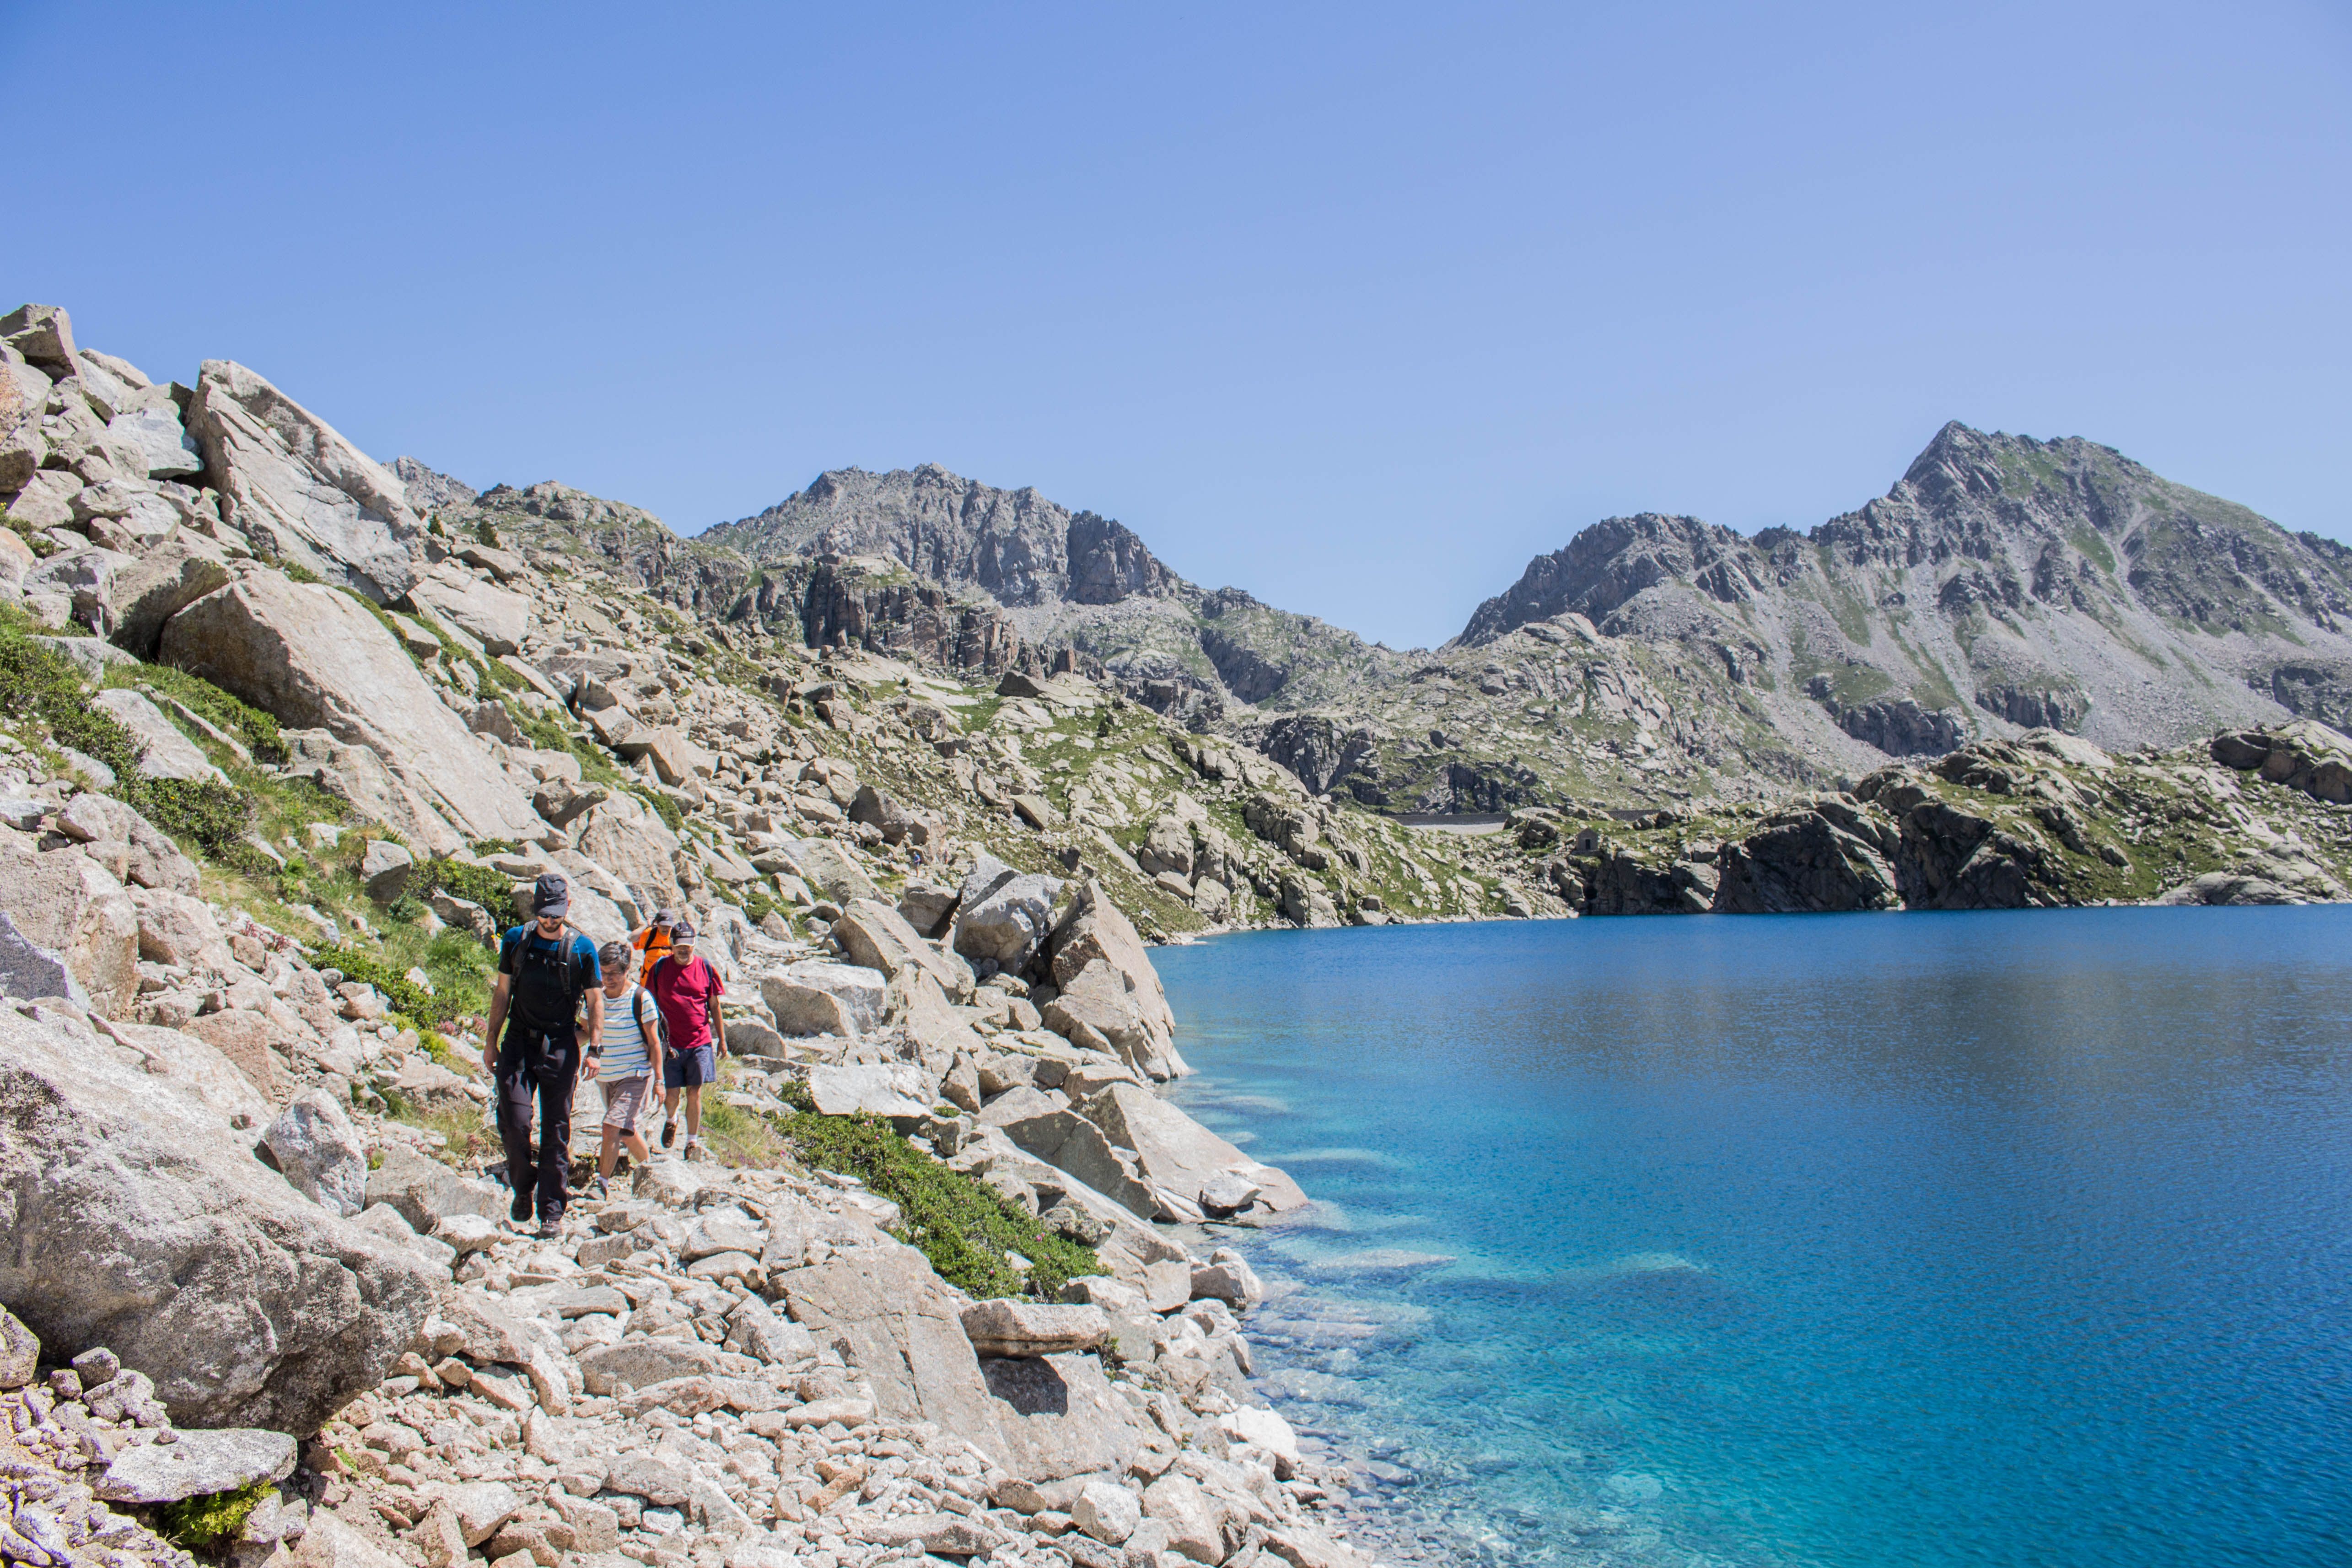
[602,984,656,1078]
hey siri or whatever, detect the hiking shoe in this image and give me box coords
[593,1175,611,1202]
[682,1138,703,1163]
[537,1218,561,1240]
[510,1191,532,1225]
[662,1117,678,1149]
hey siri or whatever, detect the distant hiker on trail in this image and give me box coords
[628,909,677,982]
[480,874,603,1237]
[590,938,664,1200]
[648,918,725,1160]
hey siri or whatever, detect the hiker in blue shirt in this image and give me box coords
[479,873,603,1237]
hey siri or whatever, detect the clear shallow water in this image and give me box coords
[1158,908,2352,1568]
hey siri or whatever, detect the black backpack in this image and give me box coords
[510,928,594,1035]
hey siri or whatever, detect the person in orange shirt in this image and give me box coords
[629,910,676,983]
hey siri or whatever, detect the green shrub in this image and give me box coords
[307,942,436,1021]
[778,1110,1103,1300]
[422,857,518,917]
[0,613,143,780]
[155,1481,272,1551]
[108,661,289,764]
[638,787,684,833]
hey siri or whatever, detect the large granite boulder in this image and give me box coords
[0,844,139,1018]
[94,536,233,659]
[760,961,886,1038]
[1041,959,1188,1083]
[280,729,465,859]
[259,1088,370,1217]
[791,839,877,906]
[0,1005,439,1432]
[774,1242,1008,1465]
[1044,882,1184,1078]
[408,563,531,656]
[1077,1082,1308,1218]
[161,571,545,844]
[953,871,1062,971]
[982,1352,1148,1483]
[184,360,422,601]
[833,898,974,1003]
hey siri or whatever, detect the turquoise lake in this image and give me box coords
[1157,907,2352,1568]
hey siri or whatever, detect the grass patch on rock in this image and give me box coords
[153,1480,271,1553]
[776,1107,1103,1300]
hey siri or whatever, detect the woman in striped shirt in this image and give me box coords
[593,939,666,1198]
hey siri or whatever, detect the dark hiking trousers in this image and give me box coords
[496,1026,579,1223]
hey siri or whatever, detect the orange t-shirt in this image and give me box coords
[633,927,674,982]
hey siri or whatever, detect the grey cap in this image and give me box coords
[670,919,698,941]
[532,873,570,916]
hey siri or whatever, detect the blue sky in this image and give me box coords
[7,1,2348,649]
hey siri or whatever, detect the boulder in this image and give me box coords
[183,360,422,601]
[575,1339,724,1396]
[1141,1472,1230,1565]
[761,961,886,1038]
[95,1428,297,1504]
[441,1481,523,1546]
[281,730,465,859]
[90,537,234,659]
[833,898,974,1003]
[48,791,199,894]
[1042,959,1187,1083]
[0,1005,440,1432]
[791,839,877,905]
[23,545,136,630]
[807,1062,930,1119]
[1071,1480,1140,1546]
[900,970,986,1079]
[0,845,139,1018]
[90,689,225,783]
[0,1303,35,1389]
[575,796,685,915]
[161,571,546,844]
[643,726,715,787]
[959,1299,1109,1358]
[723,1296,817,1365]
[775,1242,1008,1464]
[364,1143,509,1234]
[988,1106,1158,1222]
[0,910,87,1010]
[361,839,415,903]
[1044,881,1184,1077]
[181,1010,288,1102]
[408,563,531,656]
[895,882,959,938]
[1078,1082,1308,1216]
[953,871,1063,971]
[260,1088,370,1216]
[107,403,204,480]
[291,1511,410,1568]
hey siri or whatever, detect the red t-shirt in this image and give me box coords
[647,954,725,1053]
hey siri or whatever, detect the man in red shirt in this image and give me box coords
[648,918,725,1159]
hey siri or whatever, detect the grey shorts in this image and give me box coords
[601,1074,652,1133]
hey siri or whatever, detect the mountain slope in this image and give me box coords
[1270,422,2352,810]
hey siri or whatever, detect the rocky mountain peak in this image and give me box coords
[706,464,1181,614]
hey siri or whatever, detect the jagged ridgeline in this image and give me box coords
[429,427,2352,819]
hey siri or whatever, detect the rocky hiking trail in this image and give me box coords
[5,295,2352,1568]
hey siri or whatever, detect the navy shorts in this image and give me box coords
[664,1044,717,1088]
